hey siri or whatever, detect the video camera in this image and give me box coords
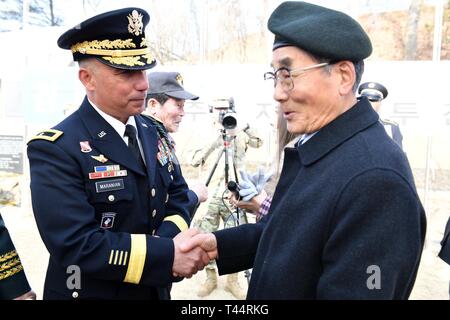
[209,97,237,131]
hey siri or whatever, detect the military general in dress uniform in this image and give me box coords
[181,1,426,299]
[358,81,404,149]
[27,8,209,300]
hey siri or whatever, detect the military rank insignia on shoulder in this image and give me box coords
[28,129,63,144]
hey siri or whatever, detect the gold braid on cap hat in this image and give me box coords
[71,38,150,57]
[103,53,155,67]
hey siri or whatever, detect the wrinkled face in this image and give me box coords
[150,97,185,133]
[271,46,345,134]
[79,59,149,123]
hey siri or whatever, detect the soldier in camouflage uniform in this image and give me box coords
[191,118,262,299]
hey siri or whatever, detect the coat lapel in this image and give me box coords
[297,98,379,166]
[77,97,146,176]
[135,115,158,187]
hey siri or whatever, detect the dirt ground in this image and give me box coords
[1,186,449,300]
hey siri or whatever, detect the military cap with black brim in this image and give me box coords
[58,7,156,70]
[358,82,388,102]
[147,72,199,101]
[268,1,372,62]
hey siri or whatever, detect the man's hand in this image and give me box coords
[190,182,208,203]
[230,189,268,213]
[180,232,218,261]
[14,290,36,300]
[172,228,211,278]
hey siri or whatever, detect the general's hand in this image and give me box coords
[180,232,218,261]
[190,182,208,203]
[172,228,211,278]
[14,290,36,300]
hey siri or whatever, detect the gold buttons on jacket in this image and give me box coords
[108,195,115,202]
[72,291,79,298]
[151,188,156,197]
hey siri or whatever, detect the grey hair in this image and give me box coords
[307,52,365,93]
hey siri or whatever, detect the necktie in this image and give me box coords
[124,124,146,169]
[295,138,305,148]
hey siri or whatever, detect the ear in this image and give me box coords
[335,61,355,96]
[147,98,159,115]
[78,67,96,91]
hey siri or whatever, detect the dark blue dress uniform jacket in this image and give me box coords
[0,214,31,299]
[214,98,426,299]
[27,97,193,300]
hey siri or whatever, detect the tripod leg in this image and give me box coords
[190,148,224,219]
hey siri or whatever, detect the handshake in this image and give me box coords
[172,228,217,278]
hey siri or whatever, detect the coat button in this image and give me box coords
[152,209,157,218]
[165,194,169,203]
[151,188,156,197]
[108,195,115,202]
[72,291,79,298]
[170,175,174,180]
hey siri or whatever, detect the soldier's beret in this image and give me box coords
[268,1,372,62]
[358,82,388,102]
[57,8,156,70]
[147,72,199,100]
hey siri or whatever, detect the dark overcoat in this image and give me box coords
[215,98,426,299]
[380,119,403,150]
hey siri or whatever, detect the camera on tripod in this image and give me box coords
[209,97,237,131]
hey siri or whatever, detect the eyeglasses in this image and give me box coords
[264,62,330,92]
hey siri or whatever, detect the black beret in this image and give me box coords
[58,8,156,70]
[268,1,372,62]
[358,82,388,102]
[147,72,199,100]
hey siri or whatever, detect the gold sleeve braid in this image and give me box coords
[0,250,24,281]
[163,215,188,232]
[123,234,147,284]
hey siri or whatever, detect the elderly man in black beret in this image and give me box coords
[181,1,426,299]
[27,8,209,300]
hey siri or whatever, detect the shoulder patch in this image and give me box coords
[27,129,63,144]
